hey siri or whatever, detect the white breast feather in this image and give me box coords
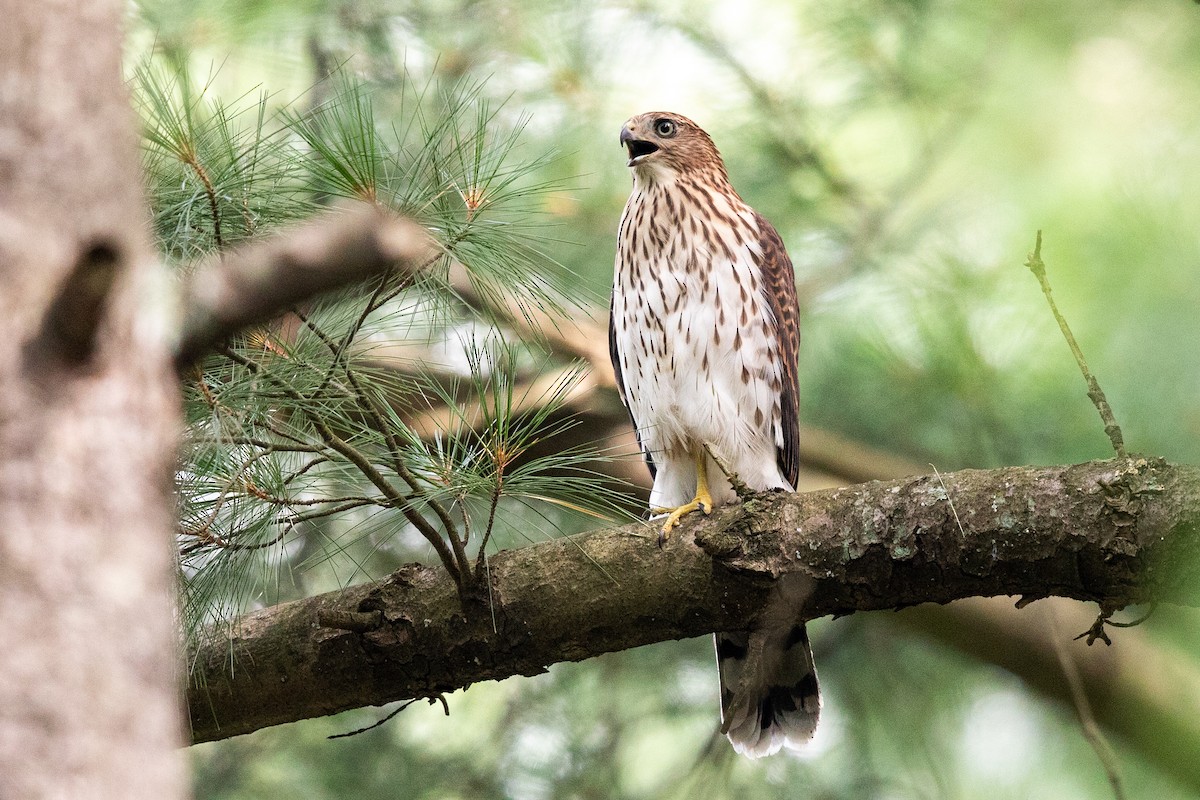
[613,183,789,507]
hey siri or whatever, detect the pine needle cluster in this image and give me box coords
[135,59,634,642]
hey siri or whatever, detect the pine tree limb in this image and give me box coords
[187,457,1200,743]
[174,204,437,369]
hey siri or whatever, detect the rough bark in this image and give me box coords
[188,457,1200,743]
[0,0,185,797]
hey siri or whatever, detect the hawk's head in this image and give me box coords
[620,112,726,180]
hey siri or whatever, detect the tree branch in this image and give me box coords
[174,204,437,369]
[187,457,1200,743]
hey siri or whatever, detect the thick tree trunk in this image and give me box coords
[0,1,186,797]
[188,457,1200,743]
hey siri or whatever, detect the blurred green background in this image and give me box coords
[138,0,1200,797]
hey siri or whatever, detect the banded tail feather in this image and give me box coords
[716,624,820,758]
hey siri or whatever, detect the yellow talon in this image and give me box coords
[657,450,714,547]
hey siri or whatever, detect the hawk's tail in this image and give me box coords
[716,625,820,758]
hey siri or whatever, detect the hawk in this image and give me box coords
[609,111,819,757]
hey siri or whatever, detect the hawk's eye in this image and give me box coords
[654,119,677,138]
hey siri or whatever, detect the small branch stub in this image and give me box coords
[317,609,383,633]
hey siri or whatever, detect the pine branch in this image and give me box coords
[174,204,437,369]
[187,457,1200,744]
[211,344,467,586]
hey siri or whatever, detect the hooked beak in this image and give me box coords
[620,127,659,167]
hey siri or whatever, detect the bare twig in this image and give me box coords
[326,694,450,740]
[1025,231,1127,457]
[282,498,381,525]
[703,442,751,499]
[326,698,418,739]
[242,490,378,508]
[281,456,331,482]
[191,436,322,453]
[1048,611,1128,800]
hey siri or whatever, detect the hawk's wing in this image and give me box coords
[608,297,656,478]
[753,213,801,489]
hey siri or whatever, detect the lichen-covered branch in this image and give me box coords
[188,457,1200,743]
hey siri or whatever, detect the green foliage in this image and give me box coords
[136,60,310,260]
[138,59,634,643]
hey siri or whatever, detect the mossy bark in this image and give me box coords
[189,456,1200,743]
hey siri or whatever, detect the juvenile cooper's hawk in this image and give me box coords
[609,112,819,757]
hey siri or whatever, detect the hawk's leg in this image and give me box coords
[657,449,714,545]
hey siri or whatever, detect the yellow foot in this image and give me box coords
[654,448,717,547]
[657,492,714,547]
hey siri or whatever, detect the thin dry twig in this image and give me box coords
[326,694,450,740]
[1048,610,1128,800]
[1025,231,1127,458]
[703,442,751,499]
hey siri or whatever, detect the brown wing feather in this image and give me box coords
[608,295,656,478]
[753,213,801,488]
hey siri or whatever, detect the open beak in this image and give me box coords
[620,127,659,167]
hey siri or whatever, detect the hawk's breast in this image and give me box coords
[612,179,786,472]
